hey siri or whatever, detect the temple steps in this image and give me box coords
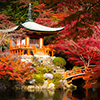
[36,52,45,55]
[36,49,45,55]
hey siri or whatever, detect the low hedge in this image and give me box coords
[53,57,66,68]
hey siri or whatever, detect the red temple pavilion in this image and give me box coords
[0,3,64,56]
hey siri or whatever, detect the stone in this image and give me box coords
[48,83,55,90]
[42,80,48,89]
[27,85,34,92]
[28,79,35,85]
[43,73,53,80]
[21,59,26,62]
[60,80,77,90]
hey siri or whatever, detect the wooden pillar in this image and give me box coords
[52,50,53,57]
[39,38,43,48]
[25,37,27,47]
[28,37,30,47]
[14,50,15,54]
[47,50,49,55]
[20,50,21,55]
[42,38,44,47]
[22,49,24,55]
[25,37,30,47]
[28,49,30,55]
[15,50,17,54]
[17,50,18,55]
[39,38,40,48]
[44,48,46,55]
[20,37,22,47]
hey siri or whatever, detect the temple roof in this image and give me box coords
[21,21,64,32]
[0,21,64,34]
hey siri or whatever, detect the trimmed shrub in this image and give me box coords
[32,74,45,85]
[36,66,53,74]
[36,66,47,74]
[53,73,62,81]
[53,57,66,68]
[45,66,53,73]
[54,81,61,89]
[53,73,63,89]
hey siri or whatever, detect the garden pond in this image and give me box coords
[0,87,100,100]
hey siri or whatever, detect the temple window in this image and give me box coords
[30,37,39,48]
[22,37,25,45]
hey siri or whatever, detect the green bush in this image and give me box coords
[36,66,47,74]
[53,73,62,81]
[32,74,45,85]
[35,65,53,74]
[54,81,61,89]
[45,66,53,73]
[53,57,66,68]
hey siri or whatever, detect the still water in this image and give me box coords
[0,88,100,100]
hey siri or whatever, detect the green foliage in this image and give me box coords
[53,73,62,81]
[36,65,53,74]
[32,74,44,85]
[45,66,53,73]
[53,57,66,68]
[44,35,57,45]
[36,66,47,74]
[54,81,61,89]
[33,1,39,6]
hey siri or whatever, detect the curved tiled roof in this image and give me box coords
[20,21,64,32]
[0,21,64,34]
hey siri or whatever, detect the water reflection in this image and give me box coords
[0,88,100,100]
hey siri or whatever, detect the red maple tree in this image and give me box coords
[54,37,100,67]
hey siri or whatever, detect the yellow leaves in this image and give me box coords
[52,16,60,21]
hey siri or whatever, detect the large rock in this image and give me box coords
[43,73,53,80]
[42,80,48,89]
[28,79,35,85]
[27,85,35,92]
[60,80,77,90]
[48,83,55,90]
[21,55,33,63]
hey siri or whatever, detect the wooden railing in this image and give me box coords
[10,45,55,56]
[64,65,96,83]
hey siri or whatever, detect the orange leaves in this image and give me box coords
[0,52,35,84]
[0,64,14,80]
[12,61,35,84]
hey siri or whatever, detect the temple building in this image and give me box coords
[0,3,64,56]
